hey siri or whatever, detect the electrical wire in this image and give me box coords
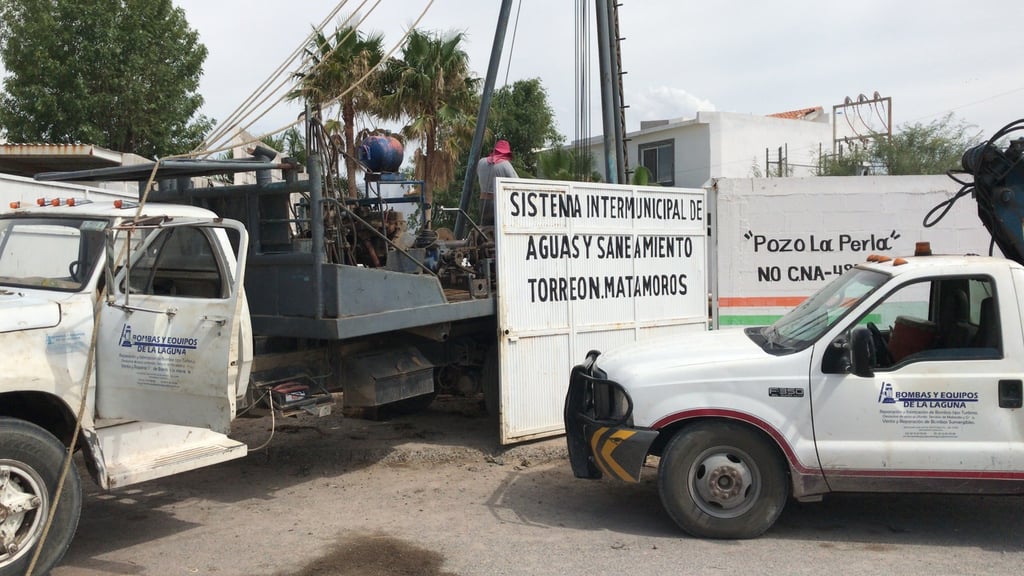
[203,1,385,155]
[201,0,433,162]
[502,0,523,89]
[119,0,436,235]
[248,389,277,452]
[198,0,363,152]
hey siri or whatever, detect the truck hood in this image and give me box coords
[595,328,766,384]
[0,289,61,333]
[592,328,813,428]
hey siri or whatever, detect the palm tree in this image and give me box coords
[291,25,384,198]
[538,147,602,182]
[376,29,479,218]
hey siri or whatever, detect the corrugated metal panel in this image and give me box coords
[0,143,127,177]
[494,178,708,444]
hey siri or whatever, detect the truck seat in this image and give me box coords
[935,289,974,349]
[887,316,937,362]
[971,297,1000,349]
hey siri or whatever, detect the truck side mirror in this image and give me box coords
[849,326,875,378]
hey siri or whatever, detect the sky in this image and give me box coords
[174,0,1024,147]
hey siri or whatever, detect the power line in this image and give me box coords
[905,85,1024,125]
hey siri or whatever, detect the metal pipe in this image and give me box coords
[607,0,626,184]
[146,179,311,202]
[308,107,325,320]
[595,0,618,183]
[455,0,514,239]
[321,197,437,276]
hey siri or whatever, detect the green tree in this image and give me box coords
[261,126,307,166]
[0,0,212,157]
[537,147,601,182]
[819,114,981,176]
[488,78,563,176]
[291,25,384,198]
[377,29,479,214]
[430,78,562,230]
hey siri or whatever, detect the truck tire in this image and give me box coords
[0,417,81,576]
[657,421,787,539]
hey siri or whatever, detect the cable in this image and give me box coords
[923,118,1024,237]
[248,390,277,452]
[199,0,362,151]
[922,180,972,228]
[197,0,435,164]
[905,85,1024,126]
[207,1,383,153]
[502,0,523,88]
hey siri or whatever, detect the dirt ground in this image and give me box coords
[52,395,1024,576]
[55,396,574,576]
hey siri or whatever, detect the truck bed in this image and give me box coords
[246,257,495,340]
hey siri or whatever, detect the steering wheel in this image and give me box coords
[866,322,892,367]
[68,260,80,282]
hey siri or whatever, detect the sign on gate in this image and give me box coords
[494,178,708,444]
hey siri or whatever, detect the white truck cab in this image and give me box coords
[0,200,251,575]
[566,249,1024,538]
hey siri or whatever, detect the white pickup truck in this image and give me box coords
[565,247,1024,538]
[0,199,251,575]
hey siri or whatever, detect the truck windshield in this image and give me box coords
[0,217,108,291]
[766,267,888,350]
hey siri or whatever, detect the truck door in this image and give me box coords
[95,219,248,434]
[810,271,1024,489]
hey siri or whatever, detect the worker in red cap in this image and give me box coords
[477,139,518,227]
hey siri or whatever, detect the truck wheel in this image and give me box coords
[658,421,787,539]
[0,417,81,576]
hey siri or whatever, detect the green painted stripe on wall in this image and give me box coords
[718,313,882,327]
[719,315,779,326]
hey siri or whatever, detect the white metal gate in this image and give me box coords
[494,179,708,444]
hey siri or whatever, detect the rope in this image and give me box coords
[24,286,106,576]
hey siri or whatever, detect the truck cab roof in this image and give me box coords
[856,253,1022,278]
[3,200,220,221]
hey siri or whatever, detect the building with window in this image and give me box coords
[588,107,832,187]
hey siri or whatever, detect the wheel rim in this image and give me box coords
[0,459,49,567]
[687,446,761,519]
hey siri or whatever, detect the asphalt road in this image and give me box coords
[52,398,1024,576]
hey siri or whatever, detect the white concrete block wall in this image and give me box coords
[712,175,998,328]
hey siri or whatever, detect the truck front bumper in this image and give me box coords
[563,351,658,483]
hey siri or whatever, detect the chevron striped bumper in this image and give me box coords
[564,351,658,483]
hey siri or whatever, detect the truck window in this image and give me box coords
[0,217,106,291]
[126,227,226,298]
[768,267,888,350]
[865,276,999,368]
